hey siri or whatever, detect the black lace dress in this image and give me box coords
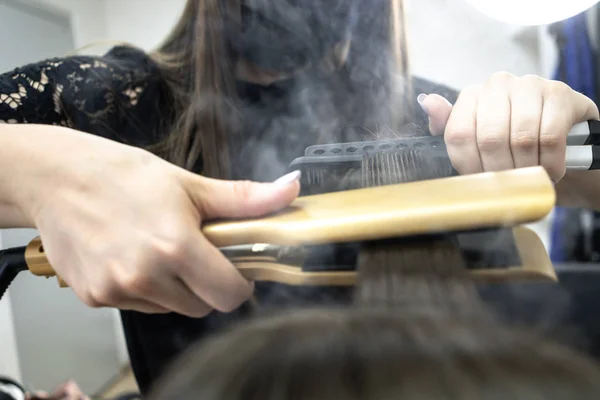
[0,45,459,393]
[0,46,169,147]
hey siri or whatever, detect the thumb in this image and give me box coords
[188,170,301,220]
[417,93,453,136]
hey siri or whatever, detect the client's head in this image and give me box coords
[148,307,600,400]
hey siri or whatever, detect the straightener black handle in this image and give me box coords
[0,246,28,301]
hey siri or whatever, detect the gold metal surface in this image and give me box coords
[237,263,357,286]
[234,227,556,285]
[25,237,55,276]
[203,167,555,247]
[470,226,557,283]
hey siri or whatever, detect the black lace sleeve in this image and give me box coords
[0,46,169,147]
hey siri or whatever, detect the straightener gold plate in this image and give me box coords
[203,166,556,247]
[235,227,557,286]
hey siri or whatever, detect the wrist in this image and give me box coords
[0,124,77,228]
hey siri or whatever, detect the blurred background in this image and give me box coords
[0,0,598,396]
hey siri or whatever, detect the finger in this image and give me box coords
[138,275,214,318]
[179,232,254,313]
[476,74,514,171]
[82,266,211,316]
[539,93,570,182]
[562,85,600,122]
[58,381,86,398]
[443,86,483,174]
[106,299,172,314]
[508,75,543,168]
[418,93,453,135]
[186,171,301,220]
[71,280,173,314]
[27,391,49,400]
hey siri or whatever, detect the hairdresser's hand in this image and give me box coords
[11,126,300,317]
[26,380,89,400]
[418,72,599,182]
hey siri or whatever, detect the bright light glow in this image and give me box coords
[464,0,600,25]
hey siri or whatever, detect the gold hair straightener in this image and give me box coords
[8,118,599,294]
[6,119,599,295]
[0,166,556,296]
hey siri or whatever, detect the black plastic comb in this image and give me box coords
[290,136,453,195]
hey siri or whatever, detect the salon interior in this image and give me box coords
[1,0,600,398]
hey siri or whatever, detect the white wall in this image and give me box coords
[103,0,186,51]
[405,0,546,89]
[26,0,107,48]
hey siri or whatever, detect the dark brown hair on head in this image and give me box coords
[148,308,600,400]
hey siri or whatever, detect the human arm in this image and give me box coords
[0,122,301,315]
[0,49,301,316]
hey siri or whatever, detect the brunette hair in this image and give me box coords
[148,0,413,179]
[148,307,600,400]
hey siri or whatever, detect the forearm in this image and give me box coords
[0,124,73,229]
[555,170,600,211]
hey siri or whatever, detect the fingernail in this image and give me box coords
[274,170,301,185]
[417,93,428,113]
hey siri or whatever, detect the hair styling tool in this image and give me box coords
[290,120,600,193]
[0,165,556,297]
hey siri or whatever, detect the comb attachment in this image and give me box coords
[361,147,455,187]
[290,136,456,195]
[290,136,454,195]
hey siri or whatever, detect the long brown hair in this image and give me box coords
[148,0,412,180]
[149,0,237,179]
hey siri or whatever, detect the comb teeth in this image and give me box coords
[300,165,362,195]
[361,149,456,188]
[305,168,325,185]
[296,149,456,196]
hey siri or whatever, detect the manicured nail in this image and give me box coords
[274,170,301,185]
[417,93,428,113]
